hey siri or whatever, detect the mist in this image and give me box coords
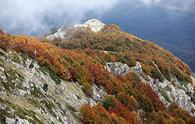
[0,0,119,35]
[0,0,195,35]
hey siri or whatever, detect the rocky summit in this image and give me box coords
[0,19,195,124]
[47,19,105,40]
[74,19,106,32]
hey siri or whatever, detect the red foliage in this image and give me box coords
[80,104,128,124]
[138,83,165,111]
[0,33,194,124]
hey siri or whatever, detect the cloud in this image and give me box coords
[1,0,194,35]
[0,0,119,35]
[160,0,195,11]
[138,0,195,11]
[138,0,161,5]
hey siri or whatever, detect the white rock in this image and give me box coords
[47,19,106,40]
[105,61,142,75]
[46,28,67,40]
[131,62,142,73]
[5,117,31,124]
[74,19,106,32]
[15,116,31,124]
[5,117,16,124]
[105,62,130,75]
[92,84,107,102]
[18,89,28,96]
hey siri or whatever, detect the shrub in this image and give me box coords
[103,96,116,110]
[151,68,164,82]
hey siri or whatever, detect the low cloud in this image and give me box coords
[0,0,119,35]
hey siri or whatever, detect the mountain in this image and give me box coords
[46,19,106,40]
[87,1,195,72]
[0,19,195,124]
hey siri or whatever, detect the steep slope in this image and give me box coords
[0,48,108,124]
[48,19,192,84]
[95,1,195,72]
[46,20,195,122]
[0,20,195,124]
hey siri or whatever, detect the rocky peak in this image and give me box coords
[74,19,106,32]
[47,19,105,40]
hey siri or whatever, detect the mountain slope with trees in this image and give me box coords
[0,20,195,124]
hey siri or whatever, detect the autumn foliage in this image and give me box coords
[80,104,128,124]
[53,26,191,83]
[0,29,194,124]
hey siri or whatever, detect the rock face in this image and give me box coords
[74,19,105,32]
[92,84,107,103]
[142,75,195,116]
[105,61,195,116]
[0,48,107,124]
[5,116,31,124]
[46,19,105,40]
[46,28,67,40]
[105,62,142,75]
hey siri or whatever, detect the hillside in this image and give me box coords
[94,0,195,72]
[47,19,192,84]
[0,20,195,124]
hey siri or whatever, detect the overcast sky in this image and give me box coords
[0,0,119,35]
[0,0,194,35]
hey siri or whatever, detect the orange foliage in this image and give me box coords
[80,104,128,124]
[55,26,191,83]
[138,83,165,111]
[0,32,194,124]
[102,95,141,124]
